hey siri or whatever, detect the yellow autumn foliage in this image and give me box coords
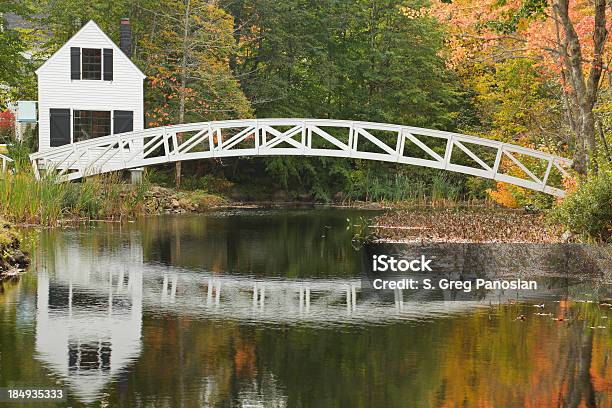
[487,182,520,208]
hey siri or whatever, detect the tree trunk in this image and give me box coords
[175,0,191,188]
[554,0,608,175]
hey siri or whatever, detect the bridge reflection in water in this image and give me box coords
[31,212,609,405]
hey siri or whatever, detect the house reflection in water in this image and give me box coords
[35,236,143,403]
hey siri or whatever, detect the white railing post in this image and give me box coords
[541,158,554,190]
[443,136,453,169]
[492,146,503,175]
[254,119,260,153]
[163,130,171,162]
[117,134,127,170]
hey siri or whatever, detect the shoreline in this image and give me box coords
[16,203,575,246]
[0,220,30,281]
[4,183,576,244]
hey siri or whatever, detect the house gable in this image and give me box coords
[35,20,145,79]
[36,19,145,153]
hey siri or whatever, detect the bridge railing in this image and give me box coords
[0,153,13,172]
[30,119,572,197]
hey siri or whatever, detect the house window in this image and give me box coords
[71,47,113,80]
[82,48,102,80]
[73,110,111,142]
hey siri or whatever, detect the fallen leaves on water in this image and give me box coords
[372,207,563,243]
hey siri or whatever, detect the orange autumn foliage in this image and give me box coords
[562,174,578,195]
[429,0,612,78]
[487,182,520,208]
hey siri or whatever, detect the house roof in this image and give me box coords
[35,20,146,79]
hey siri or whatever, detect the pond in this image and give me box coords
[0,209,610,407]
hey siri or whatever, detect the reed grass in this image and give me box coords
[0,169,150,225]
[343,172,464,205]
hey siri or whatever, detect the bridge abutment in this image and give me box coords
[129,168,144,184]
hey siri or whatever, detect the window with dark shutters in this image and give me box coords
[103,49,113,81]
[50,109,71,147]
[70,47,114,81]
[113,110,133,134]
[70,47,81,80]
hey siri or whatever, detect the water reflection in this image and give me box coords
[35,214,606,330]
[35,231,143,403]
[1,209,608,407]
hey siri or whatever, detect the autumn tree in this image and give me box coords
[553,0,608,173]
[432,0,610,175]
[139,0,252,187]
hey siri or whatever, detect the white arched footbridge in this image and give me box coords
[30,119,572,196]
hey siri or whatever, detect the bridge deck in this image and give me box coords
[30,119,572,196]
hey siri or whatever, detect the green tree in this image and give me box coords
[230,0,460,124]
[0,0,37,103]
[38,1,126,47]
[227,0,466,197]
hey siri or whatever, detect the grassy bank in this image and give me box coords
[0,170,150,225]
[0,170,233,226]
[0,219,29,279]
[1,164,607,245]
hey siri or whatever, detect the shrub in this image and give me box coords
[548,168,612,242]
[0,111,15,143]
[465,177,494,200]
[487,182,520,208]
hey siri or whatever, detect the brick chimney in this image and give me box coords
[120,18,132,58]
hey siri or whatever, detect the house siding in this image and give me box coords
[37,22,145,168]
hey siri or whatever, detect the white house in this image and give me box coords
[35,20,145,154]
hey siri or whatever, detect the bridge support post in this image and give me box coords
[161,275,168,302]
[345,284,357,312]
[346,286,350,311]
[299,286,311,314]
[252,282,265,309]
[260,285,265,308]
[129,168,144,184]
[170,275,177,303]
